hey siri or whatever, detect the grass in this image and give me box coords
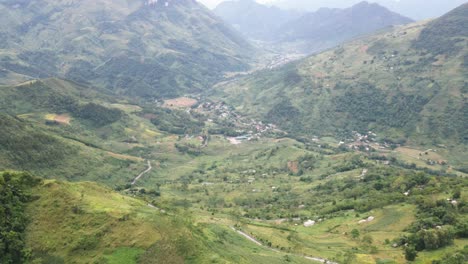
[104,247,145,264]
[1,73,466,263]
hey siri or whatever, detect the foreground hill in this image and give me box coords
[214,4,467,153]
[2,171,317,264]
[0,0,254,98]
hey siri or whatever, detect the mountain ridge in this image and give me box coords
[214,0,412,54]
[0,0,255,98]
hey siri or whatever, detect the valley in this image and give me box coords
[0,1,467,264]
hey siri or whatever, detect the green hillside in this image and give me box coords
[0,75,466,263]
[214,4,467,153]
[0,0,254,97]
[2,171,316,264]
[0,3,467,264]
[0,80,150,185]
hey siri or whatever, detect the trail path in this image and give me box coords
[131,160,152,185]
[231,227,338,264]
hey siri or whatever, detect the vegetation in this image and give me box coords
[0,0,254,98]
[0,171,41,264]
[0,2,466,264]
[215,9,468,150]
[413,3,468,55]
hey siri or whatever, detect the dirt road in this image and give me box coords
[231,227,338,264]
[131,160,152,185]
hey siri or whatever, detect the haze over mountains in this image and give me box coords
[226,0,468,20]
[0,1,467,264]
[215,0,412,53]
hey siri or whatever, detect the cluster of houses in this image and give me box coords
[264,53,305,69]
[341,131,380,151]
[196,100,280,142]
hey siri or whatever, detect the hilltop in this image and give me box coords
[0,0,254,98]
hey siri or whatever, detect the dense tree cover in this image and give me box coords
[0,171,41,264]
[335,83,430,131]
[0,81,123,127]
[266,97,301,132]
[0,114,78,170]
[147,108,205,135]
[412,3,468,56]
[74,103,123,127]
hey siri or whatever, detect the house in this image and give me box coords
[304,220,316,227]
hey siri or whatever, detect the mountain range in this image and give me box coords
[267,0,468,20]
[0,0,254,98]
[214,0,412,54]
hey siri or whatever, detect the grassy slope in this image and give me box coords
[25,178,313,264]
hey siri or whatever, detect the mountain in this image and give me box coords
[376,0,468,20]
[269,0,467,20]
[214,4,467,148]
[0,0,254,98]
[277,1,413,53]
[214,1,412,54]
[213,0,302,41]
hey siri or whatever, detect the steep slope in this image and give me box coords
[214,4,467,147]
[0,79,151,185]
[0,0,254,98]
[213,0,302,41]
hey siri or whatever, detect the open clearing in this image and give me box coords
[163,97,198,108]
[45,113,71,125]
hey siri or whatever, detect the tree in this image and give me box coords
[405,245,418,261]
[351,229,360,239]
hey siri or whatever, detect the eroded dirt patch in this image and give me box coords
[163,97,197,109]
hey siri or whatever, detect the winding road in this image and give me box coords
[231,227,338,264]
[131,160,152,185]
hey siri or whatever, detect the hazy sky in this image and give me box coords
[198,0,467,20]
[198,0,272,9]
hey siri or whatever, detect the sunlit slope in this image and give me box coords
[22,175,312,264]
